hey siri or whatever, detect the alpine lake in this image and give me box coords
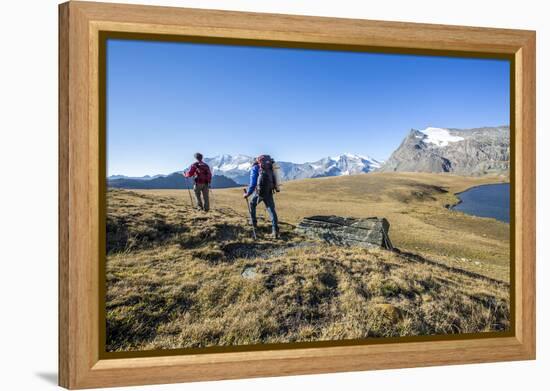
[452,183,510,223]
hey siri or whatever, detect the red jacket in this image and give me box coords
[184,161,212,185]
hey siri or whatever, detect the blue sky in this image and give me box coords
[107,39,510,176]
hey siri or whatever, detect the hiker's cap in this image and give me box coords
[194,152,203,161]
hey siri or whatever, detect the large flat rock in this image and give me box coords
[296,215,393,250]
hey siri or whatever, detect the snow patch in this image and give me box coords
[218,163,237,171]
[237,162,252,170]
[420,127,464,147]
[208,154,253,172]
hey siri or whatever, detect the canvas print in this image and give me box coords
[105,39,511,353]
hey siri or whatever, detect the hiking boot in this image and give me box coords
[271,230,280,239]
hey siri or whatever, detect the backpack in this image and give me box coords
[256,155,277,197]
[193,162,212,184]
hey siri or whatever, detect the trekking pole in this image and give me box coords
[243,189,257,240]
[209,186,214,210]
[183,175,195,208]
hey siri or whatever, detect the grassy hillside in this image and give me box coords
[106,178,510,352]
[145,172,510,282]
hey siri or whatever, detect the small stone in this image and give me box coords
[241,266,258,279]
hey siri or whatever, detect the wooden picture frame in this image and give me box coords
[59,1,536,389]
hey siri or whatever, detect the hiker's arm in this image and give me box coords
[184,164,196,177]
[245,165,258,197]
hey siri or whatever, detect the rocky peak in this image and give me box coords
[379,126,510,176]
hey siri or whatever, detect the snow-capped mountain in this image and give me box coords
[203,154,254,185]
[379,126,509,175]
[327,153,383,176]
[205,153,382,184]
[108,153,383,186]
[205,154,254,171]
[278,153,382,181]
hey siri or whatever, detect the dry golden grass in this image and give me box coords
[106,175,510,352]
[145,172,510,281]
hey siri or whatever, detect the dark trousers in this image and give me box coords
[249,193,279,233]
[193,183,210,211]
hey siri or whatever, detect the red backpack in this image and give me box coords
[193,162,212,184]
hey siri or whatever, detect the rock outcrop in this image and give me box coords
[296,216,393,250]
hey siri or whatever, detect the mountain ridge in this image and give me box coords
[108,153,383,186]
[107,173,240,190]
[205,153,383,184]
[107,125,510,188]
[378,126,510,176]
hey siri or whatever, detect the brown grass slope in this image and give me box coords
[146,172,510,281]
[106,186,509,353]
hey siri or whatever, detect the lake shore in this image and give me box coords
[445,181,510,209]
[451,183,511,223]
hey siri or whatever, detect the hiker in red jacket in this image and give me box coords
[183,153,212,212]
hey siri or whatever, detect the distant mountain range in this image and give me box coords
[108,153,383,188]
[108,174,165,181]
[107,126,510,190]
[205,153,382,184]
[378,126,509,176]
[107,173,240,189]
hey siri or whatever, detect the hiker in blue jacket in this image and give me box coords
[243,155,280,239]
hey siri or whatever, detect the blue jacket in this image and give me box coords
[245,164,259,196]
